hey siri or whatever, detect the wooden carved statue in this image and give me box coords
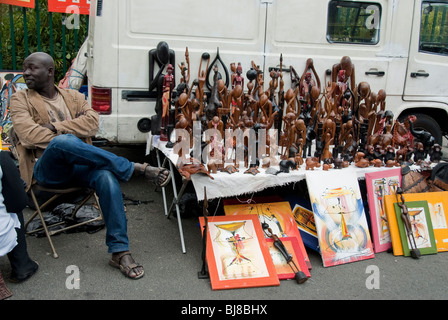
[392,119,413,149]
[357,81,372,122]
[321,118,336,146]
[368,110,394,150]
[253,93,273,124]
[206,117,225,174]
[372,89,387,134]
[279,112,297,159]
[231,62,244,89]
[206,65,222,122]
[160,63,175,141]
[332,56,356,97]
[284,87,300,114]
[299,58,321,101]
[197,53,211,118]
[407,115,435,155]
[290,118,306,160]
[321,132,334,162]
[178,47,190,86]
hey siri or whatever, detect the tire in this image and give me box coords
[399,113,443,146]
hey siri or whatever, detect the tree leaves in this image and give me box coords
[0,1,88,82]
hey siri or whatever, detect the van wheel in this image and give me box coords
[399,113,443,145]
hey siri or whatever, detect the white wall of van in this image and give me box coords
[86,0,448,145]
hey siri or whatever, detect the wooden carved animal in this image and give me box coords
[383,144,395,162]
[354,152,370,168]
[392,119,412,149]
[395,144,412,163]
[385,160,400,167]
[368,125,393,150]
[305,157,321,170]
[430,144,443,162]
[370,158,382,167]
[179,163,214,180]
[278,159,297,173]
[413,141,426,162]
[407,115,435,151]
[290,153,303,167]
[219,165,239,174]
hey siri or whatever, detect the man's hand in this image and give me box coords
[41,123,57,133]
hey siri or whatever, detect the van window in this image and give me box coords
[419,1,448,56]
[326,0,381,45]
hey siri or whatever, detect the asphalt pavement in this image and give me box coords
[1,143,448,310]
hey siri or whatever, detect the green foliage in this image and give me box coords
[0,0,88,82]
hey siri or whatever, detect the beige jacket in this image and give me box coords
[9,86,99,190]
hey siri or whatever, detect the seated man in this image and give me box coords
[9,52,171,280]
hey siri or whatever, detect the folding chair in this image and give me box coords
[8,127,103,259]
[25,184,103,259]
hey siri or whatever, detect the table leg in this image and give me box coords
[167,160,187,253]
[156,149,169,217]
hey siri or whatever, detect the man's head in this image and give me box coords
[22,52,55,94]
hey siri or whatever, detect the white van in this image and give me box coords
[86,0,448,146]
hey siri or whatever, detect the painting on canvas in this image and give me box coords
[224,201,311,269]
[265,237,311,280]
[306,170,375,267]
[285,194,319,251]
[199,214,279,290]
[385,192,448,255]
[393,200,437,256]
[365,168,401,252]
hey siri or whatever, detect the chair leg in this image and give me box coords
[70,190,95,218]
[29,189,59,259]
[25,193,62,231]
[60,191,103,234]
[26,188,103,259]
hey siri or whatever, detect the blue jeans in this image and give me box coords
[34,134,135,253]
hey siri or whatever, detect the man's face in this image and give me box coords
[22,55,52,92]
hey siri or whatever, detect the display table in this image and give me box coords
[151,135,400,201]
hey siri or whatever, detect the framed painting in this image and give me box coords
[412,191,448,252]
[385,192,448,253]
[306,170,375,267]
[290,203,318,252]
[285,194,319,252]
[198,214,280,290]
[365,168,401,253]
[265,237,311,280]
[393,200,437,256]
[224,201,311,269]
[384,194,404,255]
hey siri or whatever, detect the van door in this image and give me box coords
[404,0,448,100]
[264,0,391,95]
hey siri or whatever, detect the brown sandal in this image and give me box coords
[109,251,145,280]
[134,163,171,187]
